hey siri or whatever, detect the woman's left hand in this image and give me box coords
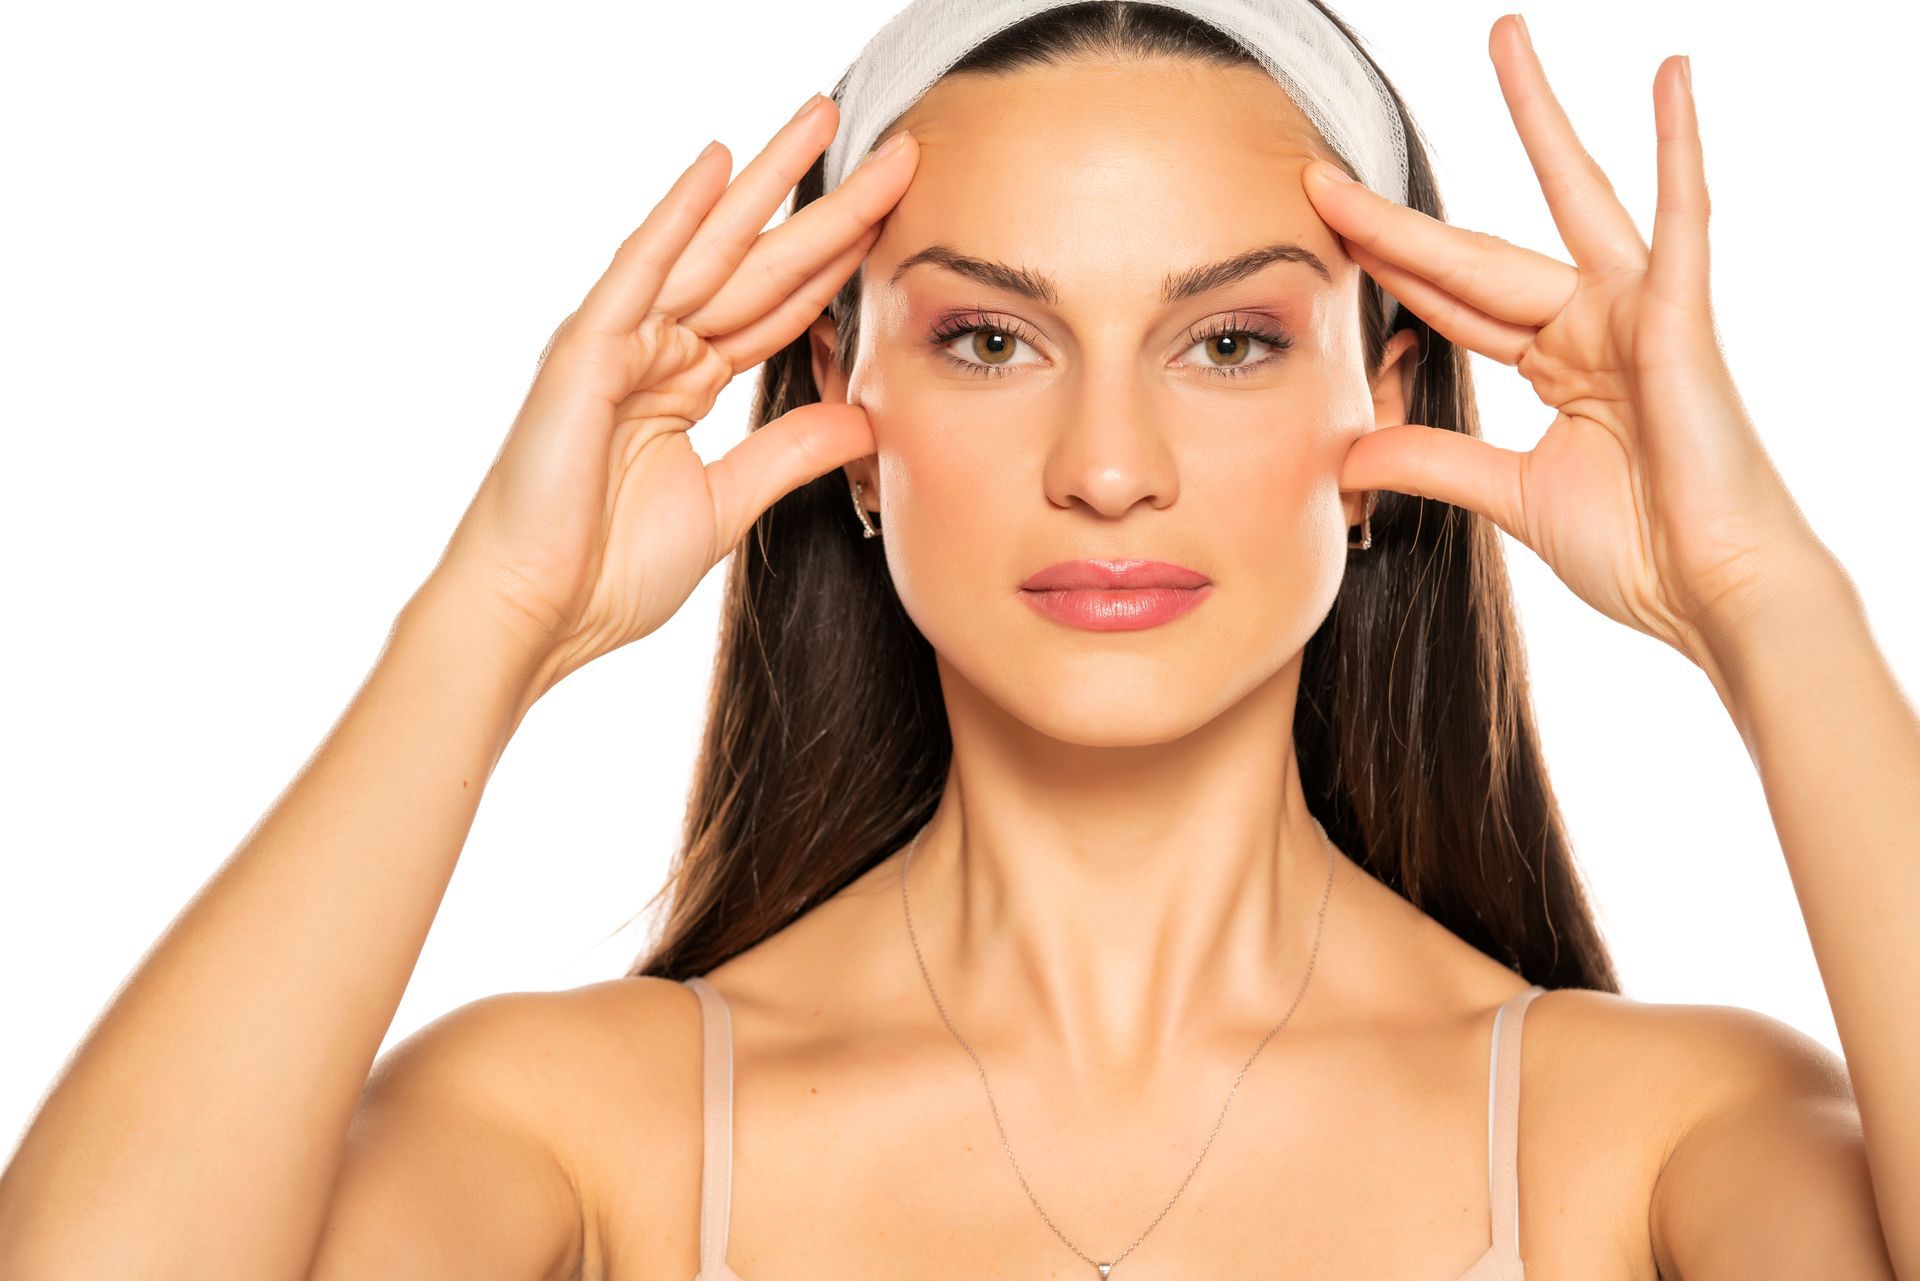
[1303,13,1840,668]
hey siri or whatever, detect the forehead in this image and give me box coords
[872,58,1349,301]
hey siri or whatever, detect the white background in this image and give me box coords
[4,0,1914,1155]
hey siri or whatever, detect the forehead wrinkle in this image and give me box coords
[887,241,1333,308]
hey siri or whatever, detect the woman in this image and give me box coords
[0,2,1908,1278]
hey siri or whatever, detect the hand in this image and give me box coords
[1304,14,1836,667]
[423,96,917,691]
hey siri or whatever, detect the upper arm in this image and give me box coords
[306,990,593,1281]
[1648,1003,1894,1280]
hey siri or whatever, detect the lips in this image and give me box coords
[1019,558,1210,591]
[1017,559,1212,632]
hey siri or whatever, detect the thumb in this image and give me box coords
[705,400,880,553]
[1342,423,1527,541]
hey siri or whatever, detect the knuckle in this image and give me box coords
[626,234,679,283]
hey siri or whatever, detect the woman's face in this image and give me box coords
[811,58,1418,747]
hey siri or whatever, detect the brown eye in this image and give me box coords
[971,329,1016,365]
[1200,332,1254,367]
[1178,318,1294,379]
[929,315,1043,377]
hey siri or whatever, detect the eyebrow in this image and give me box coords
[887,241,1333,306]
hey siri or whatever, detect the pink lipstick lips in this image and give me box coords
[1017,558,1213,631]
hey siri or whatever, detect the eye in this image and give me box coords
[926,311,1044,379]
[923,309,1295,381]
[1177,312,1295,379]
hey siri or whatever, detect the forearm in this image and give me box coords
[1700,554,1920,1274]
[0,581,546,1279]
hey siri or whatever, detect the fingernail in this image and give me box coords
[1313,161,1358,186]
[1513,13,1531,48]
[790,92,829,124]
[697,139,721,161]
[1681,55,1692,88]
[856,130,914,170]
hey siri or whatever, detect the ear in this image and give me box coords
[806,311,880,520]
[807,311,850,406]
[1373,325,1419,426]
[1344,326,1421,530]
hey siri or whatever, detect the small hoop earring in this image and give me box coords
[1347,489,1378,550]
[851,479,881,539]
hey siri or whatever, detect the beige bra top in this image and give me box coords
[683,977,1546,1281]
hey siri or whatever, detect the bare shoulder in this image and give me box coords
[313,976,700,1281]
[1523,986,1884,1278]
[359,976,698,1157]
[1526,985,1857,1163]
[1522,984,1855,1169]
[1526,985,1847,1099]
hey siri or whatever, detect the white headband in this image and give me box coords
[820,0,1409,326]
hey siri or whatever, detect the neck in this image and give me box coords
[902,655,1340,1079]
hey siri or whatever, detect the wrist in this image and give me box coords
[1691,544,1864,735]
[394,575,559,736]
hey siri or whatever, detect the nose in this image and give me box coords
[1039,379,1182,518]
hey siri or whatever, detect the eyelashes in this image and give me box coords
[925,309,1295,380]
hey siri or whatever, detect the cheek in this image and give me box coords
[1193,398,1355,655]
[862,393,1019,596]
[1194,399,1341,551]
[878,440,1023,671]
[845,324,1027,601]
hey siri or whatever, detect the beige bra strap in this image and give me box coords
[1487,984,1546,1260]
[684,976,734,1273]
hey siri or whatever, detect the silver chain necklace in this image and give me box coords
[899,818,1339,1278]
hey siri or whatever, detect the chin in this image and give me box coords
[939,646,1254,749]
[1017,694,1226,750]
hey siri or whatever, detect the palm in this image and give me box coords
[1510,274,1698,651]
[464,315,731,662]
[1517,409,1660,634]
[583,318,737,647]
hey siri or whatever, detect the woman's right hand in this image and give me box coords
[421,95,916,697]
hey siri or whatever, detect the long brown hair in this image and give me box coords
[626,1,1618,995]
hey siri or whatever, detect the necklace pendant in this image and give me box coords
[1096,1265,1113,1278]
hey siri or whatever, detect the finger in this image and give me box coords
[680,131,916,338]
[573,140,734,338]
[1304,162,1576,327]
[1345,240,1537,365]
[1488,13,1647,272]
[1646,55,1710,314]
[704,401,878,553]
[710,224,880,370]
[1340,422,1529,540]
[653,95,844,319]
